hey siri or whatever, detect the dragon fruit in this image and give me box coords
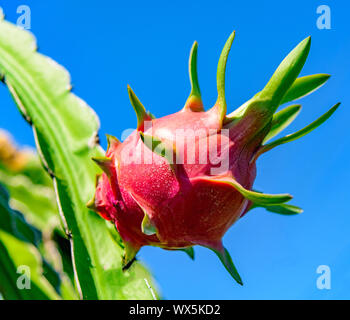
[87,31,339,284]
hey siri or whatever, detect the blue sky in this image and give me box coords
[0,0,349,299]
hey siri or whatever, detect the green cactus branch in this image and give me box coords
[0,16,156,300]
[0,185,63,299]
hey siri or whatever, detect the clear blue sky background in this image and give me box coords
[0,0,349,299]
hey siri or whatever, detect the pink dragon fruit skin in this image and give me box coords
[88,32,339,284]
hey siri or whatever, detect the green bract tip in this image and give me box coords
[198,176,292,207]
[91,156,113,176]
[122,241,140,271]
[258,36,311,108]
[141,213,157,236]
[184,41,204,112]
[210,30,235,124]
[259,102,340,155]
[178,247,195,260]
[86,196,97,211]
[207,244,242,285]
[139,132,177,172]
[106,134,120,151]
[263,104,302,143]
[127,85,152,131]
